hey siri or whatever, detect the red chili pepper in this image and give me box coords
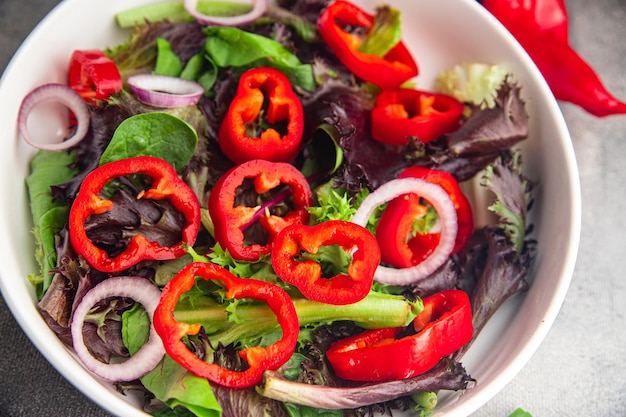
[481,0,626,117]
[218,67,304,164]
[481,0,569,44]
[153,262,299,388]
[325,289,473,381]
[271,220,380,305]
[68,49,122,105]
[371,89,465,145]
[317,0,418,90]
[375,166,473,269]
[208,159,313,262]
[68,156,201,273]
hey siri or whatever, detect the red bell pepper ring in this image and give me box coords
[375,166,473,269]
[271,220,380,305]
[208,159,313,262]
[317,0,418,90]
[68,49,122,105]
[68,156,201,273]
[153,262,300,389]
[371,89,464,145]
[218,67,304,164]
[325,289,473,381]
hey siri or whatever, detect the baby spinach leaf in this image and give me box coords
[100,112,198,171]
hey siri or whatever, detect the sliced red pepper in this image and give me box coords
[325,289,473,381]
[317,0,418,90]
[481,0,626,117]
[376,166,473,269]
[371,89,464,145]
[208,159,313,262]
[153,262,299,388]
[68,49,122,105]
[271,220,380,305]
[68,156,201,273]
[218,67,304,164]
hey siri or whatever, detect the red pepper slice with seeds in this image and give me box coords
[325,289,473,381]
[68,49,122,105]
[218,67,304,164]
[153,262,299,389]
[208,159,313,262]
[317,0,418,90]
[371,89,464,145]
[375,166,473,269]
[271,220,380,305]
[68,156,201,273]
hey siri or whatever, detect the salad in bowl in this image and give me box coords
[0,0,580,416]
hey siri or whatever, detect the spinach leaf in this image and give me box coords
[100,112,198,170]
[122,304,222,417]
[25,150,78,298]
[204,26,316,91]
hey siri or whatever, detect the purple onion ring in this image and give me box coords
[70,276,165,382]
[18,83,90,151]
[184,0,269,26]
[127,74,204,108]
[351,178,459,285]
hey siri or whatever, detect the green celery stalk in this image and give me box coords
[115,1,252,29]
[174,290,418,347]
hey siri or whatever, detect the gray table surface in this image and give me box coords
[2,0,626,416]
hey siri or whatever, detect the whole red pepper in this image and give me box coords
[68,49,122,105]
[481,0,626,117]
[271,220,380,305]
[325,289,473,381]
[371,89,465,145]
[317,0,418,90]
[153,262,299,389]
[375,166,473,269]
[208,159,313,262]
[68,156,201,273]
[481,0,569,43]
[218,67,304,164]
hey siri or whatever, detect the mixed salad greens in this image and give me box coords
[22,1,536,416]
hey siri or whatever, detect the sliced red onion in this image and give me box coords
[127,74,204,108]
[184,0,268,26]
[17,83,90,151]
[70,276,165,382]
[351,178,458,285]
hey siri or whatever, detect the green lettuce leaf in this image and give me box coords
[25,150,78,298]
[204,26,316,91]
[122,304,222,417]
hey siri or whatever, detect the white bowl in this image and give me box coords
[0,0,581,416]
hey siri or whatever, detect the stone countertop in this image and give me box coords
[1,0,625,416]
